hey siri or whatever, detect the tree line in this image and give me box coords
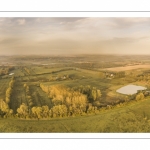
[0,77,15,117]
[5,77,15,104]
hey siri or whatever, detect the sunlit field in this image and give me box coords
[1,55,150,132]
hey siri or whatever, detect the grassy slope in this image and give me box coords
[0,97,150,133]
[29,85,52,108]
[0,78,10,100]
[10,81,26,113]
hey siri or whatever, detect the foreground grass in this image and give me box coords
[1,97,150,133]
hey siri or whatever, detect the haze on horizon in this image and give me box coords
[0,17,150,56]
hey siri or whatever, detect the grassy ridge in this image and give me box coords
[0,97,150,132]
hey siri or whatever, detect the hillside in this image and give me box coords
[0,97,150,132]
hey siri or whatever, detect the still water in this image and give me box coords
[116,84,146,95]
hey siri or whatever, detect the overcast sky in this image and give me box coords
[0,17,150,55]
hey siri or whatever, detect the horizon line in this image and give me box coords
[1,53,150,56]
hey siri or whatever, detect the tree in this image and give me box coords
[52,94,64,105]
[24,83,27,88]
[6,87,12,96]
[31,107,37,118]
[17,103,28,118]
[42,105,49,118]
[5,97,10,104]
[96,89,102,99]
[9,80,15,88]
[59,105,67,117]
[90,87,102,101]
[31,106,42,119]
[36,107,42,119]
[6,109,13,118]
[0,99,9,113]
[136,92,145,101]
[91,88,97,101]
[140,93,144,100]
[124,96,129,102]
[29,102,33,107]
[51,105,68,117]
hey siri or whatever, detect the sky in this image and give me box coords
[0,17,150,55]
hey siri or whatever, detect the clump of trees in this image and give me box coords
[87,103,99,114]
[73,85,102,104]
[0,99,13,118]
[17,103,29,118]
[40,84,88,116]
[39,84,103,117]
[0,66,14,76]
[136,92,145,101]
[51,105,68,117]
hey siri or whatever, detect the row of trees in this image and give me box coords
[24,67,30,75]
[24,84,34,108]
[115,71,125,78]
[16,102,99,119]
[5,77,15,104]
[16,103,67,119]
[137,74,150,82]
[0,77,15,117]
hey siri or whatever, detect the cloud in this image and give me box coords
[1,17,150,55]
[105,18,150,28]
[17,19,26,25]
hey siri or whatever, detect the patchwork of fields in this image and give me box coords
[1,55,150,132]
[100,64,150,72]
[0,65,149,114]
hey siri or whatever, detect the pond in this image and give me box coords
[116,84,147,95]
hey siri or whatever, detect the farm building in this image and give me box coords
[9,73,14,76]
